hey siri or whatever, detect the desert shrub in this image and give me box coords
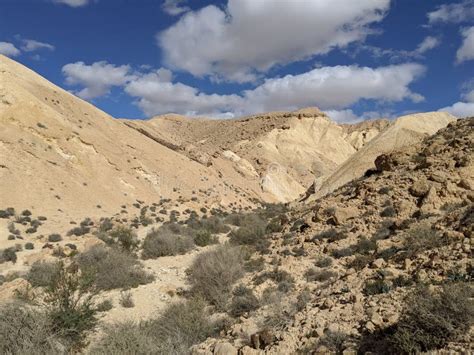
[43,261,98,349]
[331,247,353,259]
[392,275,414,288]
[48,234,62,242]
[253,268,295,294]
[98,218,114,232]
[314,256,333,268]
[245,256,265,272]
[25,242,34,250]
[389,284,474,353]
[313,228,348,243]
[90,298,219,354]
[262,293,296,330]
[318,330,348,354]
[27,261,62,287]
[77,245,154,290]
[296,288,312,311]
[363,279,391,296]
[67,225,90,237]
[0,247,17,263]
[96,299,113,312]
[378,186,391,194]
[8,234,15,240]
[353,237,376,255]
[348,254,374,271]
[228,285,260,317]
[0,210,10,218]
[108,226,139,252]
[380,206,396,217]
[359,283,474,354]
[401,224,449,259]
[0,303,64,354]
[142,228,194,259]
[119,291,134,308]
[197,215,230,234]
[187,244,244,309]
[194,229,218,247]
[305,268,337,282]
[377,246,400,261]
[8,222,20,235]
[229,215,271,253]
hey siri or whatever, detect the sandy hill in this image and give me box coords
[0,55,456,228]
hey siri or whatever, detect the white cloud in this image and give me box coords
[0,42,20,57]
[21,39,55,52]
[359,36,440,60]
[415,36,440,54]
[162,0,190,16]
[158,0,390,82]
[463,89,474,102]
[52,0,90,7]
[125,63,425,117]
[456,26,474,63]
[325,109,361,123]
[439,102,474,117]
[62,61,133,100]
[428,0,474,24]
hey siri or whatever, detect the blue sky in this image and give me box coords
[1,0,473,121]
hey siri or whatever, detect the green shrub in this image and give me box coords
[194,229,218,247]
[48,234,62,242]
[77,245,154,290]
[108,226,139,252]
[0,303,64,354]
[187,244,244,309]
[142,227,194,259]
[228,285,260,317]
[0,247,17,263]
[25,242,34,250]
[43,261,98,348]
[229,215,270,253]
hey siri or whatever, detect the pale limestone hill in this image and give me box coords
[307,111,457,201]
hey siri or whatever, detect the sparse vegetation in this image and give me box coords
[48,233,62,242]
[142,227,194,258]
[187,244,245,309]
[228,285,260,317]
[77,245,154,290]
[119,291,134,308]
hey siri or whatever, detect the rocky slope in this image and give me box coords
[193,117,473,354]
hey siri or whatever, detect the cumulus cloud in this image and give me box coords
[0,42,20,57]
[428,0,474,24]
[415,36,440,54]
[162,0,190,16]
[439,102,474,117]
[456,27,474,63]
[62,61,133,100]
[158,0,390,82]
[124,63,425,117]
[21,39,55,52]
[52,0,90,6]
[463,89,474,102]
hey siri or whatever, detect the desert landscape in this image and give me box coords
[1,0,473,354]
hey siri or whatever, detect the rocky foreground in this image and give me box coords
[0,118,472,355]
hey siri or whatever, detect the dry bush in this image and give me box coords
[142,228,194,259]
[77,245,154,290]
[0,303,64,354]
[187,244,245,309]
[305,268,337,282]
[228,285,260,317]
[90,298,219,354]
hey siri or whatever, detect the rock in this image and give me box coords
[371,258,386,269]
[333,206,359,225]
[459,178,474,191]
[365,321,376,333]
[239,346,261,355]
[371,313,384,327]
[214,342,237,355]
[410,178,430,197]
